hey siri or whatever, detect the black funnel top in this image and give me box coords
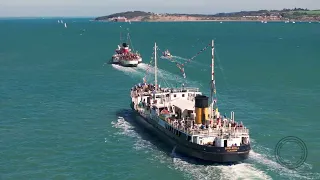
[195,95,209,108]
[122,43,128,47]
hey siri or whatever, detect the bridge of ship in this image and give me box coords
[147,87,201,120]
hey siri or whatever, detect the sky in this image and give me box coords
[0,0,319,17]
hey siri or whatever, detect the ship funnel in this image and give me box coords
[195,95,209,124]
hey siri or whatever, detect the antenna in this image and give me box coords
[154,42,158,90]
[127,32,134,52]
[210,40,215,119]
[119,26,122,44]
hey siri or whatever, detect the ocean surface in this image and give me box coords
[1,18,320,180]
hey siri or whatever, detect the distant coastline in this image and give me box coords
[95,9,320,22]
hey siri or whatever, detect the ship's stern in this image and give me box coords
[176,143,251,164]
[202,144,251,163]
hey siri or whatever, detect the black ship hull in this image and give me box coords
[130,103,250,163]
[120,64,138,67]
[108,59,138,67]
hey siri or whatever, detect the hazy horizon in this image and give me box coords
[1,0,320,17]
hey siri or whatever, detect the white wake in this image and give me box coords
[110,117,275,180]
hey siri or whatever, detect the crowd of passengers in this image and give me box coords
[131,83,156,94]
[164,116,249,147]
[118,53,140,60]
[131,83,189,98]
[165,116,245,132]
[131,83,166,98]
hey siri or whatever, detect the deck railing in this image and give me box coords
[131,86,200,96]
[162,116,249,137]
[136,103,250,138]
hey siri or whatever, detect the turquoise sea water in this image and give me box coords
[1,19,320,180]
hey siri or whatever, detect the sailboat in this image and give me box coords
[129,40,251,163]
[64,23,67,28]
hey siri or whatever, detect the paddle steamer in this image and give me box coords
[111,32,142,67]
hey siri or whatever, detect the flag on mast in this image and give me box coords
[176,62,186,78]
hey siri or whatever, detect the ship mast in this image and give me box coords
[126,33,130,50]
[210,40,215,119]
[154,42,158,90]
[119,28,122,44]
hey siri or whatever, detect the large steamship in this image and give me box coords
[130,40,251,163]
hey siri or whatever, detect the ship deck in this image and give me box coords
[132,84,249,139]
[133,87,200,98]
[169,98,195,111]
[163,116,249,138]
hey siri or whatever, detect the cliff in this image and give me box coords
[95,11,152,21]
[95,9,320,22]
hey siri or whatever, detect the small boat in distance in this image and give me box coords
[161,49,172,58]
